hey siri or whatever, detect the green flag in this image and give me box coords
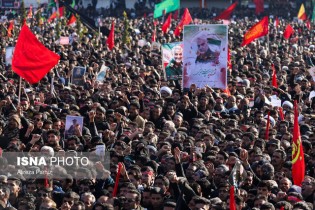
[312,0,315,23]
[71,0,75,8]
[154,0,180,18]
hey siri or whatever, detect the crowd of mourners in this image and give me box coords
[1,1,315,210]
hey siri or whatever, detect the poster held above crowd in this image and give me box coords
[182,24,228,89]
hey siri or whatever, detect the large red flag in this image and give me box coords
[67,14,76,26]
[230,186,236,210]
[7,21,14,37]
[162,13,172,34]
[283,24,294,40]
[12,25,60,84]
[106,20,115,50]
[174,8,192,37]
[271,64,278,88]
[253,0,264,15]
[48,7,64,22]
[214,2,237,20]
[292,100,305,186]
[241,16,268,46]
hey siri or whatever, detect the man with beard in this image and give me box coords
[129,102,145,130]
[165,45,183,81]
[93,107,109,131]
[177,95,200,124]
[271,149,286,172]
[46,129,62,151]
[195,36,220,64]
[149,105,165,130]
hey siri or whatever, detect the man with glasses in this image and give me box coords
[35,188,52,209]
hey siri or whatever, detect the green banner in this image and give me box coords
[312,0,315,23]
[154,0,180,18]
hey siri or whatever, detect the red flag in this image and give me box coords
[279,107,284,121]
[174,8,192,37]
[12,25,60,84]
[283,24,294,40]
[227,48,232,69]
[274,17,280,27]
[152,30,156,42]
[106,20,115,50]
[27,5,33,18]
[44,167,50,188]
[214,2,237,20]
[280,207,285,210]
[306,19,311,30]
[162,13,172,34]
[271,64,278,88]
[230,186,236,210]
[265,111,270,140]
[48,7,64,22]
[253,0,264,15]
[241,16,269,46]
[292,101,305,186]
[112,163,122,197]
[173,10,179,20]
[7,21,14,37]
[223,88,231,96]
[67,14,76,26]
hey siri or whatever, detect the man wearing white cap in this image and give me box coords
[160,86,172,99]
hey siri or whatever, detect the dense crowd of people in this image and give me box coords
[1,1,315,210]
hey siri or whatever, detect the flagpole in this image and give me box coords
[56,0,60,21]
[267,23,270,54]
[18,77,22,105]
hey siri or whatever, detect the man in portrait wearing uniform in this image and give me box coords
[195,35,220,64]
[165,45,183,80]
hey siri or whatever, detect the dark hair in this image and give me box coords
[155,175,170,187]
[128,189,141,202]
[63,191,80,201]
[46,129,60,137]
